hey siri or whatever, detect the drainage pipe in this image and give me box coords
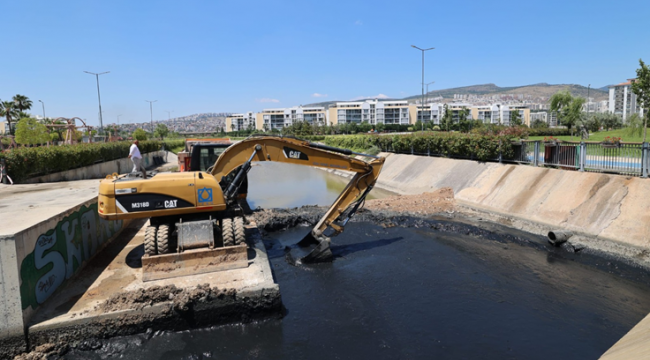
[548,230,573,246]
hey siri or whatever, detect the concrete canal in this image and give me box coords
[59,164,650,360]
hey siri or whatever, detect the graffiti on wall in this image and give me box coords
[19,203,123,309]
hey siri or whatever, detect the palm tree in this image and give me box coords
[0,101,17,135]
[12,95,32,113]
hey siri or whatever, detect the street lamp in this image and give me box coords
[587,84,591,115]
[117,114,122,125]
[165,110,173,120]
[84,71,110,132]
[38,100,45,119]
[411,45,435,131]
[145,100,157,133]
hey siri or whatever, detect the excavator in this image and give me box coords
[98,135,384,280]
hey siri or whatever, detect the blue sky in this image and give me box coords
[2,0,649,127]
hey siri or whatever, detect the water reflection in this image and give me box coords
[246,162,395,209]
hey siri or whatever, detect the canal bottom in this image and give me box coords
[65,218,650,360]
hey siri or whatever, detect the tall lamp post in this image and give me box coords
[411,45,435,131]
[84,71,110,133]
[117,114,122,125]
[145,100,157,133]
[38,100,45,119]
[587,84,591,115]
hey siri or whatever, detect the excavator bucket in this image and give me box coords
[295,231,333,264]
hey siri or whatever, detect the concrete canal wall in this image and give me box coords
[331,152,649,261]
[24,150,167,184]
[0,182,128,358]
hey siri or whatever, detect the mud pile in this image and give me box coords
[99,284,238,313]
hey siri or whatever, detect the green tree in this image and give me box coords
[531,119,548,129]
[626,113,644,139]
[550,89,586,133]
[458,107,471,132]
[12,95,32,113]
[631,59,650,142]
[0,101,18,135]
[597,112,623,130]
[15,117,50,145]
[154,123,169,139]
[133,128,148,141]
[510,110,522,126]
[441,104,452,132]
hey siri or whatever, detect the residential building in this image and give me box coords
[529,112,548,125]
[0,121,15,135]
[471,105,500,124]
[414,103,443,124]
[225,112,256,132]
[329,100,410,125]
[257,106,328,131]
[609,79,644,121]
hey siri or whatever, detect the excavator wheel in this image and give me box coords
[233,217,246,245]
[222,218,235,247]
[144,225,158,256]
[157,224,171,254]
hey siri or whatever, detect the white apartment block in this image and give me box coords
[329,100,410,125]
[335,100,410,125]
[416,103,443,124]
[225,112,256,132]
[258,106,328,131]
[609,79,644,121]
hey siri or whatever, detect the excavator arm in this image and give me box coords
[212,136,385,263]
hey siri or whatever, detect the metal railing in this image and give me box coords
[382,140,650,179]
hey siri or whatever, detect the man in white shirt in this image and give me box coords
[128,140,147,178]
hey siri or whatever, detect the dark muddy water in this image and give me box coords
[246,162,396,209]
[67,219,650,360]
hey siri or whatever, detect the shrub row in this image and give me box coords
[0,140,164,183]
[527,127,571,137]
[322,133,515,161]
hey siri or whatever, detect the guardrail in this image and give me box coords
[384,140,650,178]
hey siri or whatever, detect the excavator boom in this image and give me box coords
[211,136,384,262]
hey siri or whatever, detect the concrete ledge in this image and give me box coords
[25,151,167,184]
[24,221,281,353]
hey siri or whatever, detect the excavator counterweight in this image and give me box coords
[98,136,384,278]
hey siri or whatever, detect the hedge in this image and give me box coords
[322,133,515,161]
[0,140,166,183]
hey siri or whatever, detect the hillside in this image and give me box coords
[304,83,609,107]
[404,83,608,102]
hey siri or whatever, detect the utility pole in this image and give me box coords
[411,45,435,132]
[165,110,173,121]
[587,84,591,115]
[38,100,45,119]
[84,71,109,132]
[145,100,157,133]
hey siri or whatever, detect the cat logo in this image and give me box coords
[283,146,309,160]
[164,200,178,208]
[289,151,302,159]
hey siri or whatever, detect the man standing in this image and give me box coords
[128,140,147,178]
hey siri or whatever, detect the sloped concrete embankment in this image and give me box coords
[329,153,650,264]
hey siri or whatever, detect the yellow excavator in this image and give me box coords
[98,135,384,279]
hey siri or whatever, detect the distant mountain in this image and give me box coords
[405,83,608,101]
[303,83,608,108]
[599,86,611,92]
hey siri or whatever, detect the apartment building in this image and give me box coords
[609,79,644,121]
[414,103,443,124]
[225,112,256,132]
[329,100,410,125]
[257,106,328,131]
[529,112,547,125]
[472,105,501,124]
